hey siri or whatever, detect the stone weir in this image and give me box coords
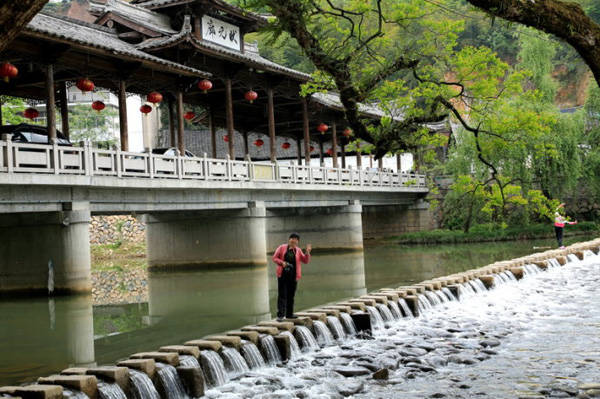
[1,239,599,399]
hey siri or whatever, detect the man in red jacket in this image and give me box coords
[272,232,312,321]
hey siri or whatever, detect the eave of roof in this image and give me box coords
[92,0,177,35]
[136,15,311,81]
[25,12,211,79]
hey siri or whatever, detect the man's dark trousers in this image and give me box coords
[277,271,297,318]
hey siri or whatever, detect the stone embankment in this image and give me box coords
[2,239,599,399]
[90,216,145,245]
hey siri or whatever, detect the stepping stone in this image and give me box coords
[159,345,200,359]
[184,340,222,352]
[130,351,179,366]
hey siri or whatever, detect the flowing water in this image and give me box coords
[259,335,282,364]
[97,382,127,399]
[326,315,346,340]
[312,320,335,346]
[198,350,227,388]
[128,369,160,399]
[220,346,249,376]
[240,341,266,368]
[0,236,595,386]
[294,325,319,351]
[155,362,189,399]
[204,252,600,398]
[339,312,358,335]
[279,330,302,359]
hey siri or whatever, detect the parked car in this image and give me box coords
[0,123,72,146]
[151,147,197,158]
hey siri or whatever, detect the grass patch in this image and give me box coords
[391,222,600,244]
[91,240,147,272]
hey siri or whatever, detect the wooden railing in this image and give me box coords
[0,137,427,189]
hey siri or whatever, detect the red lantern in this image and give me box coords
[309,146,315,152]
[197,79,213,93]
[326,148,333,156]
[184,111,195,120]
[76,78,95,93]
[254,139,264,147]
[23,107,39,120]
[140,104,153,114]
[281,142,291,149]
[223,135,229,142]
[91,100,105,112]
[147,91,163,104]
[244,90,258,103]
[343,127,353,137]
[0,62,18,83]
[317,123,329,133]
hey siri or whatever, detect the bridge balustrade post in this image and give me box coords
[52,140,60,174]
[226,154,232,181]
[115,146,122,178]
[203,153,209,180]
[148,150,154,179]
[2,134,13,173]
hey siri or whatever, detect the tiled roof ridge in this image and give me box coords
[38,9,117,34]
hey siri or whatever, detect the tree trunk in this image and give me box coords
[465,0,600,86]
[0,1,49,53]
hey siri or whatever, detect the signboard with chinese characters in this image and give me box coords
[202,15,241,51]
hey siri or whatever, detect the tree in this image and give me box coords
[463,0,600,86]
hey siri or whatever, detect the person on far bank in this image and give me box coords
[272,233,312,321]
[555,203,577,249]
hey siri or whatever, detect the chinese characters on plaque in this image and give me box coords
[202,15,241,51]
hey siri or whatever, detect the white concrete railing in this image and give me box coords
[0,138,427,188]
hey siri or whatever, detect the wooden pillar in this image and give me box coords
[331,120,338,168]
[302,97,310,165]
[209,108,216,158]
[319,139,324,165]
[118,80,128,151]
[268,88,276,163]
[378,156,383,170]
[296,135,302,165]
[46,64,57,143]
[225,78,234,159]
[0,98,3,126]
[341,141,346,168]
[396,153,401,172]
[59,81,69,139]
[369,155,373,168]
[243,130,249,157]
[168,98,176,147]
[176,90,185,155]
[356,142,362,168]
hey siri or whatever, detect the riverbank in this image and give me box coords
[390,222,599,244]
[91,241,148,305]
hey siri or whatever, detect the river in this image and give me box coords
[0,235,593,386]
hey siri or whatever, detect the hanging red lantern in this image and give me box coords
[223,135,229,142]
[343,127,353,137]
[76,78,95,93]
[244,90,258,103]
[0,62,18,83]
[197,79,213,93]
[326,148,333,156]
[317,123,329,134]
[91,100,105,112]
[23,107,39,120]
[147,91,163,104]
[140,104,153,114]
[184,111,195,120]
[254,139,264,147]
[309,146,315,152]
[281,142,291,149]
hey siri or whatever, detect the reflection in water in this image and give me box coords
[95,266,270,365]
[0,295,95,385]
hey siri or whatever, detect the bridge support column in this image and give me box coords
[145,202,267,270]
[0,202,92,295]
[266,201,364,253]
[361,199,437,239]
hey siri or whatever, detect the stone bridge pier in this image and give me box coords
[265,201,364,253]
[144,202,268,270]
[0,202,92,295]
